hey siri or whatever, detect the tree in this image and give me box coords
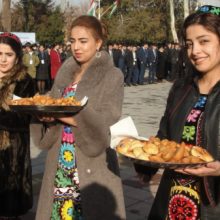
[183,0,190,18]
[169,0,178,42]
[11,0,64,44]
[1,0,11,31]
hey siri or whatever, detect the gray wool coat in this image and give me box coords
[31,51,126,220]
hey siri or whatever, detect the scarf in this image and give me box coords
[0,66,26,150]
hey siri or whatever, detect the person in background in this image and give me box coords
[147,43,158,84]
[137,43,148,85]
[156,44,166,82]
[22,42,39,92]
[0,32,35,219]
[36,44,50,94]
[31,15,126,220]
[143,5,220,220]
[50,42,61,86]
[22,42,40,79]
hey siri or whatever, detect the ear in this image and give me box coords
[96,39,103,51]
[15,58,18,65]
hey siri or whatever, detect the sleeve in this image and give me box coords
[0,75,35,132]
[73,70,124,157]
[30,122,62,150]
[0,111,30,132]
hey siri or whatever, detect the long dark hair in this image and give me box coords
[0,33,25,73]
[178,11,220,83]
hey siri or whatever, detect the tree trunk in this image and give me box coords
[169,0,178,42]
[183,0,189,18]
[1,0,11,31]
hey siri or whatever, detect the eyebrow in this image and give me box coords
[186,35,211,41]
[70,37,88,40]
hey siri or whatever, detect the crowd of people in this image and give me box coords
[107,41,181,86]
[21,41,72,95]
[0,3,219,220]
[21,37,182,95]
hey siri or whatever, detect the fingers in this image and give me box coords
[38,116,55,122]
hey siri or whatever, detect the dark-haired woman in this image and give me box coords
[0,33,35,219]
[31,15,126,220]
[146,5,220,220]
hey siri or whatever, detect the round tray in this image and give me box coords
[9,105,84,114]
[119,153,212,169]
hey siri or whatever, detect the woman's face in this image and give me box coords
[0,43,17,75]
[186,24,220,75]
[70,26,102,65]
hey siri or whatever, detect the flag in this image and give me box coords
[87,0,98,17]
[109,0,120,18]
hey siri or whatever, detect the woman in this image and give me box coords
[156,44,166,82]
[31,15,126,220]
[36,44,50,94]
[0,33,35,219]
[146,5,220,220]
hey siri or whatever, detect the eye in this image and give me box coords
[79,39,88,44]
[69,39,75,44]
[185,42,193,49]
[199,39,209,45]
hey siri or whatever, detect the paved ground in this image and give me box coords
[21,80,172,220]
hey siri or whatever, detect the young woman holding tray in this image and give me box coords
[136,5,220,220]
[31,15,126,220]
[0,32,35,219]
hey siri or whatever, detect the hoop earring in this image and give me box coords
[95,50,101,58]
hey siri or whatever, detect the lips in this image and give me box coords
[0,64,8,68]
[74,53,81,58]
[193,57,207,65]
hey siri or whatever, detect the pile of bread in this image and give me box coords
[9,95,80,106]
[116,136,214,163]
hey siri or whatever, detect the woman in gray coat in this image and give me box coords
[31,15,126,220]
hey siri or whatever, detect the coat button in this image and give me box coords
[86,169,91,174]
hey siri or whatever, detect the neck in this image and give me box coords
[198,70,220,94]
[0,72,6,79]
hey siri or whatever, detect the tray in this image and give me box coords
[9,96,88,115]
[9,105,84,114]
[119,153,211,169]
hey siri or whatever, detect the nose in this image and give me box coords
[0,54,7,62]
[191,42,201,55]
[72,42,79,51]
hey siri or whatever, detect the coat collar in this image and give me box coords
[54,50,114,93]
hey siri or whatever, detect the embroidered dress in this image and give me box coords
[51,83,83,220]
[167,95,208,220]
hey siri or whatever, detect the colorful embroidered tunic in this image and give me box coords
[167,94,208,220]
[51,83,83,220]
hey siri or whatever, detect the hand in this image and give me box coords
[57,116,77,126]
[175,160,220,177]
[38,116,55,123]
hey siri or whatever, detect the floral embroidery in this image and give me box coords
[51,82,83,220]
[187,110,201,122]
[194,96,207,108]
[61,200,74,220]
[167,95,208,220]
[182,126,195,141]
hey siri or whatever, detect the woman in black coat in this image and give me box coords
[0,32,35,219]
[36,44,50,94]
[142,5,220,220]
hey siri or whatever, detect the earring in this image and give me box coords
[95,49,101,58]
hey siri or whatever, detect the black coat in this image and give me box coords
[0,74,35,216]
[148,79,220,219]
[36,51,50,80]
[156,51,166,79]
